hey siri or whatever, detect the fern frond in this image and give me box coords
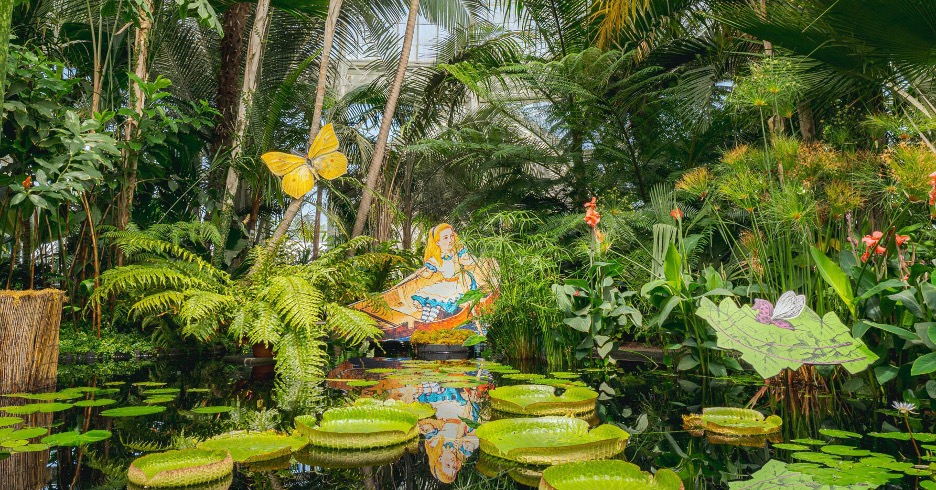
[118,435,171,452]
[246,302,284,346]
[91,266,214,306]
[324,303,382,345]
[258,276,324,334]
[129,291,186,319]
[178,290,238,325]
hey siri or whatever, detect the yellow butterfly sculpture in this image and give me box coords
[260,123,349,199]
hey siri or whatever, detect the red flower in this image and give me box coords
[22,176,31,190]
[861,251,870,263]
[895,234,910,247]
[670,208,683,220]
[584,197,597,209]
[874,245,887,255]
[862,231,883,248]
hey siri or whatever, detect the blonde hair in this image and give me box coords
[423,223,460,266]
[424,435,461,483]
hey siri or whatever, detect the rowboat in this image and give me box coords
[350,258,498,341]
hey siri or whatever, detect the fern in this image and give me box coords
[324,303,382,345]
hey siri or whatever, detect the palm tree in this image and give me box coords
[268,0,345,250]
[350,0,422,239]
[217,0,274,265]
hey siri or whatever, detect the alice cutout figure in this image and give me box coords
[411,224,477,323]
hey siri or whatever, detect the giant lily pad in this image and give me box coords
[696,297,877,378]
[729,458,898,488]
[294,438,419,469]
[41,430,112,447]
[683,407,782,436]
[295,406,419,449]
[127,449,233,488]
[101,405,167,417]
[196,431,307,463]
[128,473,233,490]
[539,460,683,490]
[353,398,436,420]
[475,417,628,465]
[489,385,598,416]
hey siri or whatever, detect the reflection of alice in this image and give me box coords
[411,224,477,322]
[421,418,478,484]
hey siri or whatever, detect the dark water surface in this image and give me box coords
[0,355,925,489]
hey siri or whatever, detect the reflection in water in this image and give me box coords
[4,355,901,489]
[327,358,490,483]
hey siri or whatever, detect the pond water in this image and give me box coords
[0,353,930,489]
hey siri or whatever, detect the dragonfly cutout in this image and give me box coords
[752,290,806,331]
[260,123,348,199]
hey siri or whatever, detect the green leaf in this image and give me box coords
[540,460,681,490]
[889,289,924,318]
[857,279,907,301]
[696,297,877,378]
[41,430,111,447]
[809,247,855,316]
[860,321,917,341]
[912,352,936,375]
[128,449,232,487]
[190,406,234,415]
[295,406,417,450]
[473,416,627,465]
[664,244,682,286]
[100,406,167,417]
[563,316,591,333]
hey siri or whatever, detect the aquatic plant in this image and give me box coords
[196,430,307,463]
[0,427,49,453]
[101,405,167,417]
[295,406,419,449]
[489,384,598,416]
[41,430,111,447]
[539,460,683,489]
[294,438,419,469]
[475,417,628,465]
[352,398,436,420]
[682,407,782,436]
[127,449,233,488]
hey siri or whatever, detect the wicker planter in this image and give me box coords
[0,289,65,393]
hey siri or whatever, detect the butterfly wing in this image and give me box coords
[281,165,315,199]
[307,123,340,159]
[261,152,306,177]
[771,291,806,321]
[312,151,348,180]
[752,299,774,325]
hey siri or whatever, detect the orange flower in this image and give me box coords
[862,231,883,248]
[861,251,870,263]
[874,245,887,255]
[22,176,31,190]
[929,172,936,205]
[895,234,910,247]
[584,197,600,228]
[595,228,605,243]
[670,208,683,220]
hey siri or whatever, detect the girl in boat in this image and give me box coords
[411,223,477,323]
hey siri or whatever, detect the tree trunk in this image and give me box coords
[216,0,273,266]
[0,289,65,393]
[0,0,13,140]
[212,2,252,152]
[266,0,344,250]
[798,102,815,142]
[350,0,420,239]
[116,0,152,252]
